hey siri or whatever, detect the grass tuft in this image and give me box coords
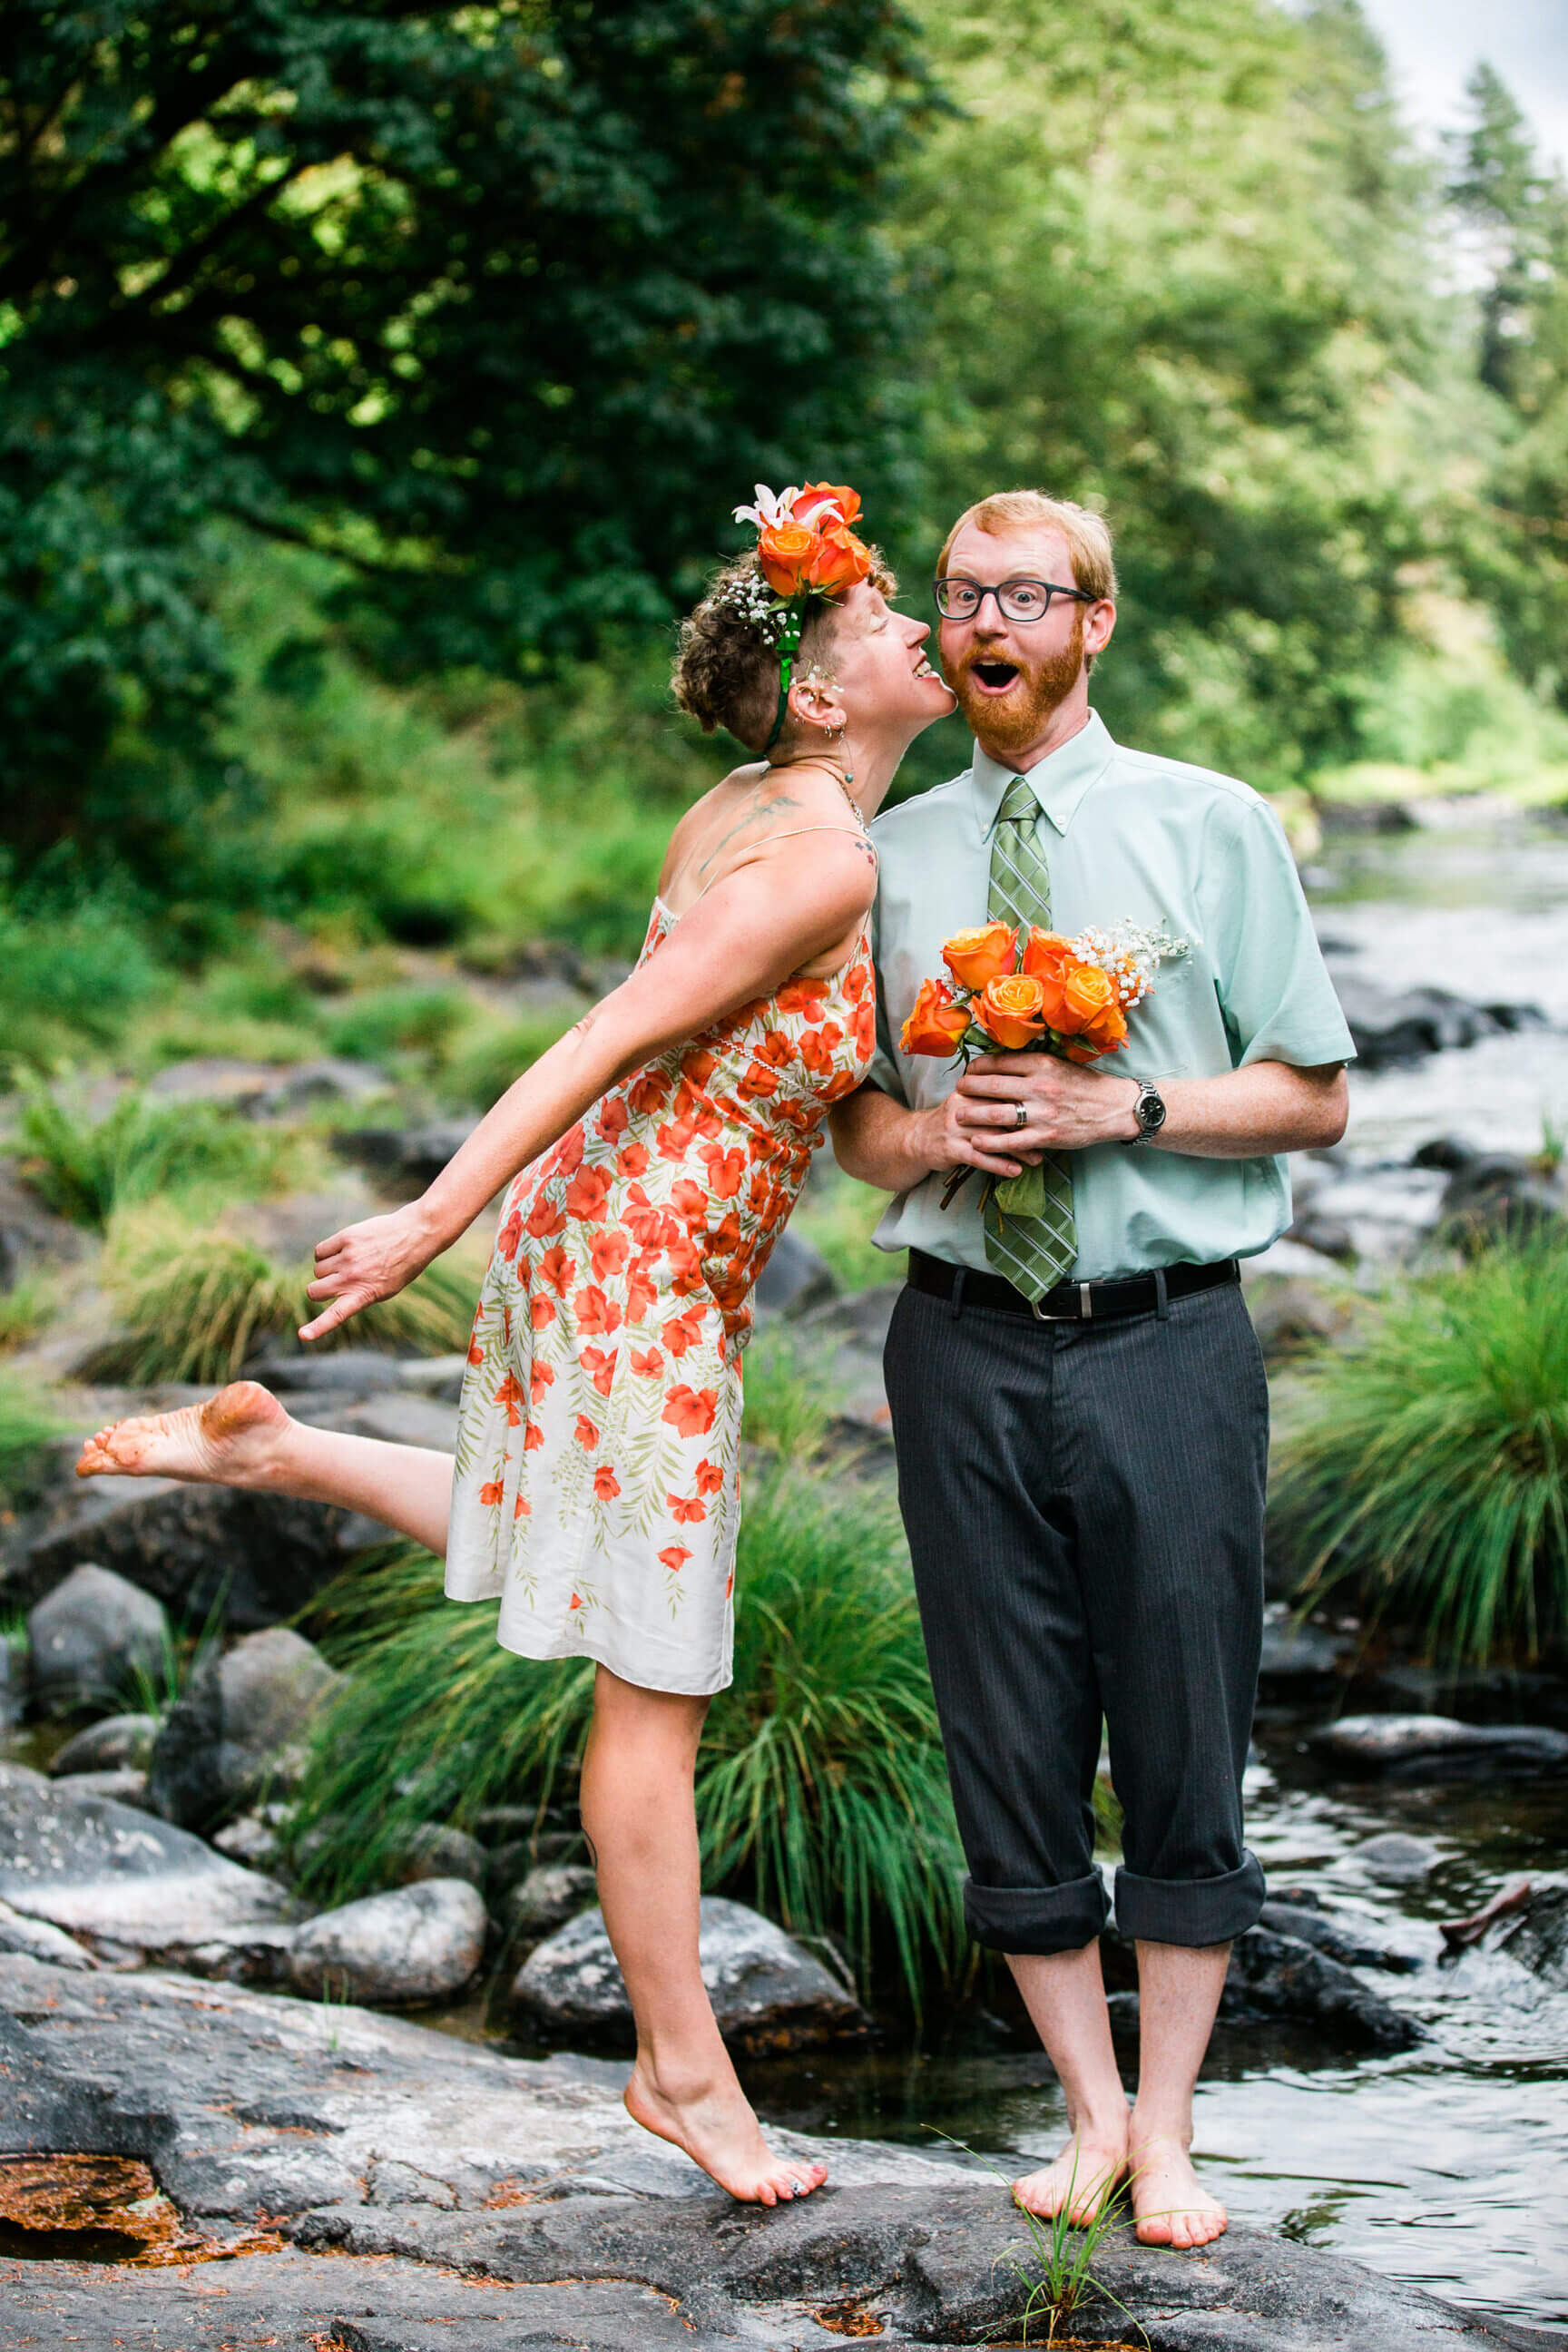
[0,1377,64,1510]
[289,1468,965,2004]
[18,1089,300,1230]
[1270,1238,1568,1665]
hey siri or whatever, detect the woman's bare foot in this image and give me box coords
[623,2061,828,2207]
[75,1381,291,1489]
[1012,2127,1129,2224]
[1128,2127,1228,2249]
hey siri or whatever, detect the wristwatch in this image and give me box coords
[1123,1078,1167,1146]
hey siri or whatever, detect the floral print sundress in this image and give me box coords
[446,864,877,1695]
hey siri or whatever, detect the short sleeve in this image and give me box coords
[1200,795,1357,1070]
[865,894,910,1103]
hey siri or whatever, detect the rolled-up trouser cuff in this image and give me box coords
[964,1869,1111,1955]
[1113,1850,1266,1946]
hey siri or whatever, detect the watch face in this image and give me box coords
[1139,1087,1166,1132]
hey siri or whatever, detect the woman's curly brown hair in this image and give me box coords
[671,548,897,754]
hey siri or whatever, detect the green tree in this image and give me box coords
[0,0,930,895]
[891,0,1469,790]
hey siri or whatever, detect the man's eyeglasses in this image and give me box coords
[933,577,1096,623]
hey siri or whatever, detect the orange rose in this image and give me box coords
[975,972,1048,1048]
[758,519,817,594]
[942,921,1017,988]
[1052,962,1115,1038]
[1077,1000,1129,1056]
[900,976,971,1056]
[804,524,873,593]
[792,482,863,530]
[1020,928,1076,1024]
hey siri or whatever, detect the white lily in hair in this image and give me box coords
[732,485,802,529]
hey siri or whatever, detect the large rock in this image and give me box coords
[0,1897,98,1969]
[5,1470,372,1628]
[397,1822,487,1888]
[1489,1885,1568,1989]
[289,1879,487,2004]
[1259,1899,1422,1975]
[1313,1714,1568,1779]
[149,1627,344,1831]
[1257,1605,1351,1692]
[1102,1920,1425,2051]
[334,1118,480,1195]
[26,1563,169,1714]
[505,1859,599,1938]
[514,1896,867,2052]
[1327,973,1540,1067]
[49,1710,158,1776]
[1439,1154,1565,1249]
[0,1776,292,1958]
[0,1955,1543,2352]
[1352,1831,1443,1886]
[754,1227,838,1319]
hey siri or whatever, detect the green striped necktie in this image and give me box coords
[984,775,1077,1300]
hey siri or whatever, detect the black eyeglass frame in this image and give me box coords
[932,575,1098,622]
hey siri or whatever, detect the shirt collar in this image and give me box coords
[972,708,1116,838]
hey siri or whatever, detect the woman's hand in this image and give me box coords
[299,1204,441,1344]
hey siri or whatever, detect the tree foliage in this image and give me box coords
[0,0,930,881]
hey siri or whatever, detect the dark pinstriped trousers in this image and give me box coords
[884,1276,1269,1955]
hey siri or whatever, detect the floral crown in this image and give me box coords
[723,482,874,750]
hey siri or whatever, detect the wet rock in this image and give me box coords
[1411,1134,1476,1172]
[1439,1153,1565,1248]
[1328,975,1532,1067]
[505,1860,599,1938]
[5,1469,368,1628]
[1221,1928,1426,2048]
[514,1896,867,2052]
[1490,1885,1568,1989]
[754,1227,838,1319]
[1258,1606,1351,1690]
[26,1563,169,1714]
[397,1822,486,1888]
[0,1777,292,1955]
[289,1879,487,2004]
[149,1627,343,1832]
[1314,1713,1568,1779]
[0,1897,98,1969]
[49,1710,159,1776]
[0,1633,27,1730]
[1259,1899,1421,1974]
[1352,1832,1443,1886]
[51,1766,152,1808]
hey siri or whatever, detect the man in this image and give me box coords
[829,490,1354,2249]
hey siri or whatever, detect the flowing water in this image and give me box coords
[750,804,1568,2333]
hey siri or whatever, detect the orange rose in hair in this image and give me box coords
[758,520,817,595]
[793,482,863,530]
[804,524,873,594]
[975,973,1048,1048]
[942,921,1017,989]
[901,977,972,1056]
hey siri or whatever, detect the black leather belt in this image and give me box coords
[907,1247,1240,1324]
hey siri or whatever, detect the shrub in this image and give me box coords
[1271,1238,1568,1665]
[0,890,162,1052]
[0,1273,58,1353]
[438,1013,577,1112]
[291,1469,965,2004]
[89,1222,485,1384]
[327,988,473,1068]
[0,1376,63,1510]
[18,1089,300,1230]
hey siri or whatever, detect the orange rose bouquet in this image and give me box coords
[899,917,1188,1220]
[729,484,875,749]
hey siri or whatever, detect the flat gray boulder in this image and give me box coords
[26,1563,168,1713]
[149,1626,343,1830]
[0,1774,293,1958]
[1314,1713,1568,1778]
[0,1897,97,1969]
[289,1878,486,2004]
[49,1710,159,1776]
[514,1895,867,2051]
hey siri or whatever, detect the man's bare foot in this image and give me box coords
[623,2062,828,2207]
[1128,2128,1228,2249]
[1012,2127,1129,2224]
[75,1382,290,1489]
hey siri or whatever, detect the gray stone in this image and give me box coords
[514,1896,867,2052]
[1,1954,1548,2350]
[252,1055,394,1117]
[1352,1831,1443,1886]
[212,1805,289,1869]
[335,1119,481,1195]
[1328,974,1532,1067]
[289,1878,488,2004]
[0,1896,98,1969]
[1259,1899,1421,1974]
[260,1348,414,1391]
[754,1227,838,1318]
[398,1822,487,1888]
[26,1563,169,1713]
[149,1626,343,1831]
[1439,1153,1565,1249]
[49,1710,159,1776]
[1489,1885,1568,1989]
[1313,1713,1568,1779]
[0,1776,292,1956]
[50,1766,152,1808]
[1258,1606,1351,1690]
[1102,1919,1425,2049]
[0,1632,26,1728]
[397,1352,469,1402]
[505,1860,598,1937]
[1246,1273,1357,1359]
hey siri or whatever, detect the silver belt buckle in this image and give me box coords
[1031,1283,1091,1323]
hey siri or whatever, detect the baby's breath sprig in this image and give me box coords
[715,571,785,642]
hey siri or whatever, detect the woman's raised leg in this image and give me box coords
[75,1381,455,1557]
[583,1662,827,2206]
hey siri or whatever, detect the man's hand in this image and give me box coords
[955,1054,1141,1157]
[299,1203,443,1344]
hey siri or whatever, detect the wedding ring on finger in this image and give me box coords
[1012,1101,1028,1130]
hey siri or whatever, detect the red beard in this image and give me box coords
[946,608,1085,750]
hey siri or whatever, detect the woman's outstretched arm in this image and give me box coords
[300,837,873,1340]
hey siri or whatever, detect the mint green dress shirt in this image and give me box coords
[864,710,1357,1281]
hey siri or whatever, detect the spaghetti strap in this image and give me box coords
[690,825,874,903]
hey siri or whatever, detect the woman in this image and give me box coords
[77,483,955,2205]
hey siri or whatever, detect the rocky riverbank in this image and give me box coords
[4,1954,1561,2351]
